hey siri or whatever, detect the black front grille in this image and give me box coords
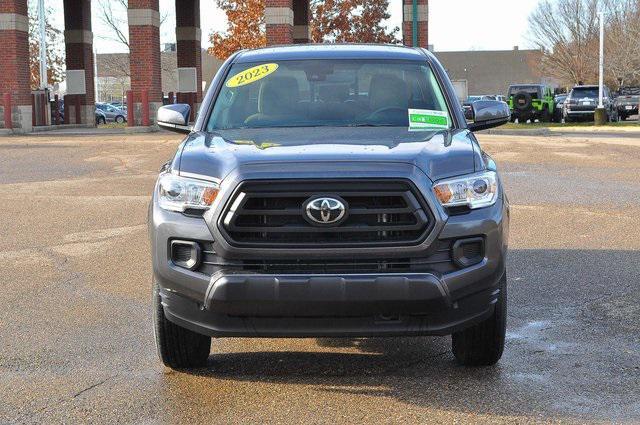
[219,180,434,248]
[196,240,456,276]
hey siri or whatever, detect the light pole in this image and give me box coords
[38,0,47,90]
[598,11,604,108]
[594,11,606,125]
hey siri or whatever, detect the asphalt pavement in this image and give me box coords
[0,131,638,424]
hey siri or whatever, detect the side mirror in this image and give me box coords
[467,100,510,132]
[157,104,192,134]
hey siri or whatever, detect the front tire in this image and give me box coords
[451,272,507,366]
[153,284,211,369]
[115,115,125,124]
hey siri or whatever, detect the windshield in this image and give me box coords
[508,86,541,96]
[207,59,452,130]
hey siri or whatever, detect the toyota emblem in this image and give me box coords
[304,196,347,225]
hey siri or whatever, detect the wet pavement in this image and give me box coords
[0,131,638,424]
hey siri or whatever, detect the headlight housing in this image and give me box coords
[433,171,498,210]
[157,173,219,212]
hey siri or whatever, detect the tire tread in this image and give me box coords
[153,284,211,369]
[451,273,507,366]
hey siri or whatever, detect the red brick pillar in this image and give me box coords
[63,0,95,126]
[265,0,293,45]
[0,0,32,132]
[292,0,309,43]
[175,0,201,118]
[128,0,162,127]
[402,0,429,48]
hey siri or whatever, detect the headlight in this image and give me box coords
[433,171,498,210]
[157,173,219,212]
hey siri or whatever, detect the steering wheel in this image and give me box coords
[366,106,407,121]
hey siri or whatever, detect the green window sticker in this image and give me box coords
[408,109,449,130]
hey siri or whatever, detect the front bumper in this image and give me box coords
[150,165,509,338]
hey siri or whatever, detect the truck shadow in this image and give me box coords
[177,248,640,422]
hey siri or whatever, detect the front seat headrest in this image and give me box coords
[369,74,409,111]
[258,76,300,115]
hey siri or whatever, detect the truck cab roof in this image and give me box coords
[234,44,429,63]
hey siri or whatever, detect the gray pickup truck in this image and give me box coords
[615,86,640,121]
[150,44,511,370]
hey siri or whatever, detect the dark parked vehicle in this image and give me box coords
[564,85,617,123]
[150,45,510,370]
[614,86,639,120]
[95,102,127,123]
[507,84,555,123]
[553,94,567,122]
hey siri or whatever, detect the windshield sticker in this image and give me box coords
[408,109,449,130]
[226,63,279,88]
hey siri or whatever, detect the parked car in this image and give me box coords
[507,84,555,123]
[553,94,567,122]
[564,85,617,123]
[151,44,511,370]
[614,86,639,121]
[95,102,127,123]
[95,109,107,125]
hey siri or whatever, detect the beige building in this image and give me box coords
[434,47,554,96]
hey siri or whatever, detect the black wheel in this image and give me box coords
[541,108,552,123]
[452,272,507,366]
[153,283,211,369]
[115,115,125,124]
[620,114,627,121]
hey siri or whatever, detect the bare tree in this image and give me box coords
[603,0,640,87]
[96,0,172,79]
[98,0,130,49]
[527,0,601,86]
[97,0,169,51]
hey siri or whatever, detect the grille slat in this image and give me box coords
[219,179,433,248]
[196,240,456,275]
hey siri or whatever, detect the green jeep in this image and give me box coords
[507,84,555,123]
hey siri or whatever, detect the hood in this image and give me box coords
[178,127,480,182]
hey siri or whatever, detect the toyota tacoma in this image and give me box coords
[150,44,511,369]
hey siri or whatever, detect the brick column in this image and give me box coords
[292,0,309,43]
[64,0,95,126]
[265,0,293,45]
[175,0,201,118]
[128,0,162,126]
[402,0,428,48]
[0,0,32,132]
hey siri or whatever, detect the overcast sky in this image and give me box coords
[47,0,541,53]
